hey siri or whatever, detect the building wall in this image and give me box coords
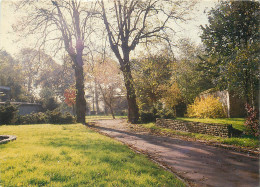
[18,104,43,115]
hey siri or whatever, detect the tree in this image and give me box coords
[39,87,59,111]
[132,53,174,111]
[38,54,76,100]
[173,39,213,105]
[0,50,31,102]
[86,56,125,119]
[17,48,58,98]
[14,0,96,124]
[64,87,76,115]
[99,0,195,123]
[201,1,259,109]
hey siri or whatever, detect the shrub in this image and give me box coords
[46,109,63,124]
[140,105,175,123]
[140,111,158,123]
[187,96,226,118]
[244,103,259,137]
[17,110,75,125]
[0,103,18,125]
[46,109,75,124]
[60,112,75,124]
[18,112,48,124]
[157,108,175,119]
[41,97,59,112]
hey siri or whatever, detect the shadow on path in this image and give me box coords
[93,119,259,187]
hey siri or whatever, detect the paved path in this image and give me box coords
[93,119,259,187]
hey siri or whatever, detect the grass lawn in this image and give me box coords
[0,124,184,187]
[86,115,127,122]
[138,118,259,149]
[177,117,246,131]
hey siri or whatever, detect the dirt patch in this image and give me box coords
[91,119,259,187]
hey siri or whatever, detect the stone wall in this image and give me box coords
[156,118,234,138]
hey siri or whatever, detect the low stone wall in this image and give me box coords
[156,118,233,138]
[0,135,16,144]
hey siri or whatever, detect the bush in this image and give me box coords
[17,110,75,125]
[18,112,48,124]
[60,112,75,124]
[140,111,158,123]
[0,103,18,125]
[187,96,226,118]
[157,108,175,119]
[244,103,259,137]
[140,105,175,123]
[46,109,75,124]
[41,97,59,112]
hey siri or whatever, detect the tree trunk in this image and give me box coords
[74,65,86,124]
[94,80,100,114]
[72,104,75,116]
[109,104,115,119]
[121,63,139,123]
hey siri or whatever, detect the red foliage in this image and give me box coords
[64,88,76,107]
[244,103,259,137]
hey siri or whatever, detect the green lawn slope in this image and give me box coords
[0,124,184,187]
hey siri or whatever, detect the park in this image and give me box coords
[0,0,259,186]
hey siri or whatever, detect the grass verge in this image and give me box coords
[0,124,184,187]
[177,117,246,131]
[138,119,259,149]
[86,115,127,122]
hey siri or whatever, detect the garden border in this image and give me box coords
[156,118,242,138]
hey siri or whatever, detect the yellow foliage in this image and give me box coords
[187,95,226,118]
[160,82,181,109]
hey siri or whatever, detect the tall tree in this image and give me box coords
[14,0,96,124]
[174,39,213,105]
[99,0,195,123]
[201,1,259,108]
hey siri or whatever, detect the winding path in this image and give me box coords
[92,119,259,187]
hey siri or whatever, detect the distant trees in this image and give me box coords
[17,48,59,97]
[86,57,126,118]
[201,1,259,108]
[0,50,30,101]
[99,0,195,123]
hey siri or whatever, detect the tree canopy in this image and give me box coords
[201,1,259,107]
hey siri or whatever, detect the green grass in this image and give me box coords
[86,115,127,122]
[0,124,184,187]
[138,119,259,149]
[177,117,246,131]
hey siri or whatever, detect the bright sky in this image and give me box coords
[0,0,218,62]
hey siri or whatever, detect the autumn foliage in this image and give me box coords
[64,88,76,107]
[187,96,226,118]
[244,103,259,137]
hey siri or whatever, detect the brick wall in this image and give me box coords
[156,118,234,138]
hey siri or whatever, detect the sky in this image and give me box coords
[0,0,218,62]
